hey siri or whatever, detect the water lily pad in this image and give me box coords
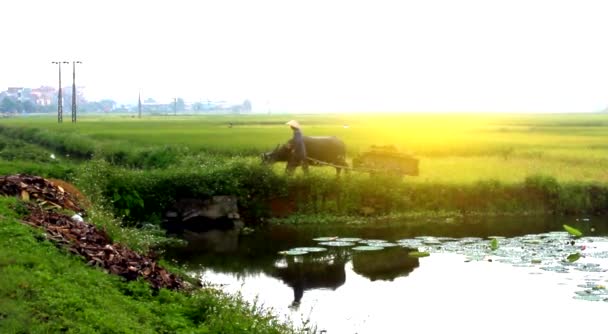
[437,237,459,242]
[573,294,608,302]
[352,245,385,251]
[396,239,424,248]
[459,237,483,244]
[313,237,338,242]
[573,264,606,273]
[337,237,362,242]
[278,250,309,256]
[567,252,581,263]
[359,239,388,244]
[291,247,327,253]
[465,254,487,261]
[318,241,355,247]
[574,289,608,302]
[540,266,570,273]
[579,282,607,289]
[372,242,398,247]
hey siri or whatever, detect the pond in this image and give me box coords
[168,216,608,333]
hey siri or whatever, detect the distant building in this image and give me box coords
[141,101,173,113]
[30,86,56,106]
[189,99,252,114]
[5,87,24,100]
[1,86,87,107]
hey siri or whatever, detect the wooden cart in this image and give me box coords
[352,145,419,176]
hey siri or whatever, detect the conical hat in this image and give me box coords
[286,120,301,129]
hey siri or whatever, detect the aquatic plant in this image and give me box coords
[563,224,583,237]
[490,238,499,251]
[408,251,430,258]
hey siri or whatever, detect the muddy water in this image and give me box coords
[169,216,608,333]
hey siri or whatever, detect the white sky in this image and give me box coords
[1,0,608,112]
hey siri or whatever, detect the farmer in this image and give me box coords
[286,120,309,174]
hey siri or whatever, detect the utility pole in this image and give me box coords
[71,61,82,123]
[52,61,69,123]
[138,91,142,118]
[174,98,177,116]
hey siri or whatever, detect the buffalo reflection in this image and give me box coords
[270,247,420,306]
[352,247,420,281]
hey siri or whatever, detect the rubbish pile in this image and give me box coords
[24,208,186,290]
[0,174,84,213]
[1,174,187,290]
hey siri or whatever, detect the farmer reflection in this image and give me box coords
[272,251,347,307]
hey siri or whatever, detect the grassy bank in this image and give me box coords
[0,196,302,333]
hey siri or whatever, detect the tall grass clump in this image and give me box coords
[102,144,192,169]
[0,125,97,159]
[0,134,77,179]
[75,157,288,225]
[523,174,562,213]
[0,125,198,169]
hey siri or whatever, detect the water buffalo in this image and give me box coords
[262,136,348,175]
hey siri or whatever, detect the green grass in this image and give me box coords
[0,197,302,333]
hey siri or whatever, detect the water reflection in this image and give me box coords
[271,250,348,307]
[167,215,608,333]
[167,215,607,305]
[180,229,240,253]
[170,233,424,305]
[269,247,423,306]
[352,247,419,281]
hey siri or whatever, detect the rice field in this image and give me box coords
[2,112,608,184]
